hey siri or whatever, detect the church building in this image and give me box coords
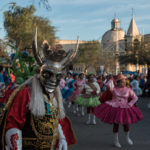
[101,14,146,74]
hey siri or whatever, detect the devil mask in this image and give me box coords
[32,28,79,94]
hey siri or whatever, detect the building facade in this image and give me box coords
[101,15,147,74]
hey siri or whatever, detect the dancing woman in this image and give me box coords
[94,74,143,148]
[76,73,100,124]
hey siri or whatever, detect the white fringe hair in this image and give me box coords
[25,75,66,118]
[54,86,65,119]
[29,75,46,116]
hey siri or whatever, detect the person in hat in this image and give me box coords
[76,73,100,124]
[61,72,73,101]
[68,73,86,115]
[0,66,4,84]
[94,74,143,148]
[66,73,79,111]
[130,76,142,96]
[0,29,77,150]
[105,74,115,90]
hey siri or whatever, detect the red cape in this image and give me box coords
[1,86,76,146]
[99,90,112,103]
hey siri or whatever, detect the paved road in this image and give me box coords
[66,97,150,150]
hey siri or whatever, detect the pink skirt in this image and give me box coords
[68,89,81,102]
[94,103,144,125]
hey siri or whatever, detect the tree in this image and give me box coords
[141,36,150,79]
[28,0,51,10]
[119,36,150,76]
[101,51,116,73]
[4,5,56,50]
[0,39,8,57]
[75,40,103,71]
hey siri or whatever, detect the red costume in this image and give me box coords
[0,85,76,150]
[0,27,79,150]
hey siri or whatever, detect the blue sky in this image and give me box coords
[0,0,150,41]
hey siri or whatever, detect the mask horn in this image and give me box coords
[32,27,43,66]
[61,36,80,67]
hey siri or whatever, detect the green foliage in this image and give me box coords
[119,53,136,65]
[0,39,8,57]
[75,40,102,69]
[4,4,56,50]
[8,44,38,84]
[102,51,116,73]
[142,36,150,66]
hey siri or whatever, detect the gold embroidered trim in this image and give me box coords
[50,117,59,150]
[0,85,60,150]
[30,108,59,149]
[23,137,58,149]
[30,111,59,139]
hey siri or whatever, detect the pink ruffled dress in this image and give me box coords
[68,79,85,102]
[94,87,143,124]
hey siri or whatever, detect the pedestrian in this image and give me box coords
[3,69,10,86]
[97,75,104,90]
[0,66,4,83]
[76,73,100,125]
[139,74,145,89]
[105,74,115,90]
[130,76,142,96]
[143,79,150,108]
[59,73,66,90]
[94,74,143,148]
[68,73,86,115]
[61,72,73,101]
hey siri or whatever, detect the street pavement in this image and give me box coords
[66,97,150,150]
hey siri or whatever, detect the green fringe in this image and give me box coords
[76,96,100,107]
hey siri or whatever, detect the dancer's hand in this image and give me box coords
[128,103,133,107]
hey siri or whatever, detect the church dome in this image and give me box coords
[111,18,119,23]
[101,17,125,51]
[102,29,125,44]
